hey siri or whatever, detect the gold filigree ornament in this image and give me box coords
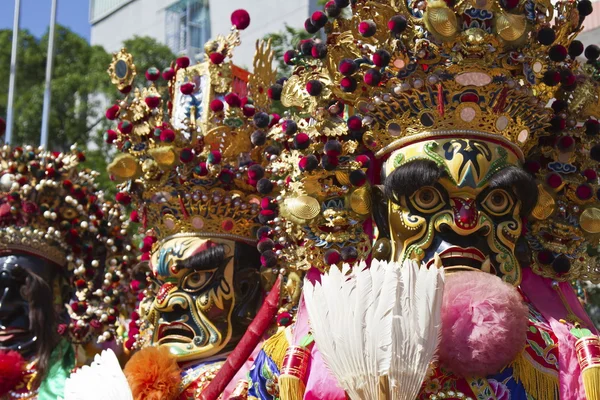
[108,48,137,92]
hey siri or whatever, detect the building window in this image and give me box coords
[90,0,135,23]
[165,0,211,61]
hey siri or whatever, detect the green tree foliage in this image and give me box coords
[263,24,312,78]
[0,27,176,194]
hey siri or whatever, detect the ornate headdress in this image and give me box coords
[265,0,600,283]
[0,145,135,343]
[105,11,278,261]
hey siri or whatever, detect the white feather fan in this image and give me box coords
[304,259,444,400]
[61,349,133,400]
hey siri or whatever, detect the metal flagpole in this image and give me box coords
[40,0,58,149]
[186,0,193,62]
[5,0,22,144]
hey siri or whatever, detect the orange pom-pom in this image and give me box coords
[124,346,181,400]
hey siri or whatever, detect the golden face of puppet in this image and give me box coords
[145,236,236,362]
[382,138,536,285]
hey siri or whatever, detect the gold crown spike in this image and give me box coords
[0,145,136,344]
[106,11,278,257]
[279,0,587,159]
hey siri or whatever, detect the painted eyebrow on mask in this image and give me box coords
[486,165,538,216]
[176,244,230,272]
[383,159,444,204]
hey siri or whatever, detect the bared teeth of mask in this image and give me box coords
[481,256,491,273]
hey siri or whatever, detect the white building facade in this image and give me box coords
[90,0,318,68]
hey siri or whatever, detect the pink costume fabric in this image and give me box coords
[520,268,597,400]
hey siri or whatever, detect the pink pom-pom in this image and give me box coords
[0,350,25,396]
[439,271,528,377]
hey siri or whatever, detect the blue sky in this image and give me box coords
[0,0,90,41]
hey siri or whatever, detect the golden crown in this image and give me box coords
[278,0,591,158]
[0,145,136,343]
[105,12,279,252]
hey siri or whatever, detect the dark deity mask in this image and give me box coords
[0,254,59,359]
[376,138,538,285]
[141,235,261,363]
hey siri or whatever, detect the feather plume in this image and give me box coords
[61,349,133,400]
[304,259,444,400]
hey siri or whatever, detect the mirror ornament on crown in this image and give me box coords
[230,0,600,399]
[0,146,135,400]
[77,9,290,400]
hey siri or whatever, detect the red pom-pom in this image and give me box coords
[0,118,5,135]
[118,120,133,134]
[355,154,370,167]
[145,96,161,109]
[340,76,357,92]
[324,249,341,265]
[116,192,132,206]
[209,52,225,64]
[105,104,120,120]
[160,129,175,143]
[0,350,25,396]
[179,148,194,163]
[180,82,195,95]
[145,67,160,81]
[557,135,575,151]
[176,57,190,69]
[576,184,593,200]
[347,115,363,131]
[130,210,140,223]
[208,150,222,164]
[162,67,175,80]
[224,93,242,108]
[243,104,256,117]
[546,172,563,189]
[231,9,251,30]
[104,129,118,144]
[283,50,296,66]
[210,99,224,112]
[358,20,377,37]
[584,168,597,181]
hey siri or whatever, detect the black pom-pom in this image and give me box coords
[256,226,271,240]
[372,49,391,67]
[537,27,556,46]
[248,164,265,180]
[549,116,566,133]
[585,45,600,61]
[277,77,288,85]
[349,169,367,186]
[339,58,358,76]
[257,238,275,253]
[265,145,281,156]
[543,70,561,86]
[306,80,324,96]
[256,178,274,194]
[349,129,364,141]
[321,154,339,171]
[254,112,270,128]
[325,1,341,17]
[299,155,319,172]
[300,40,314,56]
[304,18,319,34]
[340,76,358,92]
[324,140,342,157]
[268,84,283,101]
[591,144,600,161]
[586,119,600,135]
[551,99,568,112]
[578,0,593,16]
[341,246,358,261]
[549,45,568,62]
[364,68,382,86]
[311,43,328,59]
[334,0,350,7]
[569,40,585,58]
[388,15,407,34]
[293,133,311,150]
[552,254,571,274]
[311,11,329,28]
[283,120,298,135]
[251,130,267,146]
[358,20,377,37]
[260,250,278,268]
